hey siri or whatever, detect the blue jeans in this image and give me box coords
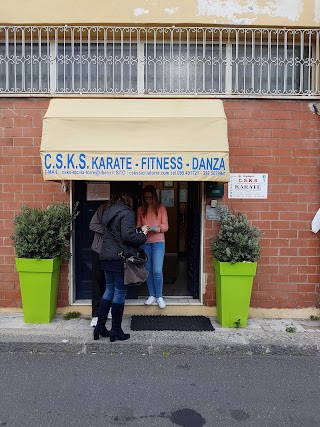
[102,270,127,304]
[143,242,165,299]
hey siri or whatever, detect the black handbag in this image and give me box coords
[123,249,149,287]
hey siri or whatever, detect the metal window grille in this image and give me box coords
[0,26,319,97]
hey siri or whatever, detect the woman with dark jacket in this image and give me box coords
[93,192,148,342]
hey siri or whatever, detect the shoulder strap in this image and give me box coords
[106,214,126,260]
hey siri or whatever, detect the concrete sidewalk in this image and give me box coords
[0,313,320,356]
[0,313,319,356]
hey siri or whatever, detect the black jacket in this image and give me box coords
[99,202,147,261]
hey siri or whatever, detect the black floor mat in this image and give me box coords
[130,315,215,331]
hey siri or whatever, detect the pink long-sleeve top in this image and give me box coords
[136,204,169,243]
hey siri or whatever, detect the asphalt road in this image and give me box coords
[0,354,319,427]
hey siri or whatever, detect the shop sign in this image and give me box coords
[228,173,268,199]
[41,152,229,182]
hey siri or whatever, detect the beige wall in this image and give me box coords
[1,0,319,27]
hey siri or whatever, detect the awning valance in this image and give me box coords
[40,99,229,182]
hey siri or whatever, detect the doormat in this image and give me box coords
[130,315,215,331]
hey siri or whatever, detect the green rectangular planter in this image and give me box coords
[213,259,257,328]
[15,257,61,324]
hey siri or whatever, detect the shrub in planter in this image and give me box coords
[210,205,262,264]
[11,202,79,261]
[210,204,263,327]
[11,202,79,323]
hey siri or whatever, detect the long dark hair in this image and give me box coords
[141,185,160,218]
[110,192,133,209]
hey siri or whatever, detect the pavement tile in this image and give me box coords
[260,325,273,332]
[0,313,319,356]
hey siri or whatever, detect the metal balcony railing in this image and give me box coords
[0,26,319,97]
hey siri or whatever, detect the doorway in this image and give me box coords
[73,181,201,302]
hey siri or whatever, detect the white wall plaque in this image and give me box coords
[228,174,268,199]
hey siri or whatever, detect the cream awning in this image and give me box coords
[40,99,229,182]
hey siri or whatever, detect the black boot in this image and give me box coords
[109,303,130,342]
[93,299,112,340]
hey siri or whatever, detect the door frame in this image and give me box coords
[68,180,205,306]
[69,185,76,305]
[199,182,205,305]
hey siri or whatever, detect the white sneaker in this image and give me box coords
[90,317,98,327]
[157,297,166,309]
[145,296,156,305]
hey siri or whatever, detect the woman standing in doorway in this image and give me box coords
[94,192,148,341]
[137,185,169,308]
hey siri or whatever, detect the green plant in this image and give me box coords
[63,311,81,320]
[234,319,241,328]
[210,203,263,264]
[285,326,297,333]
[310,315,320,321]
[11,202,79,260]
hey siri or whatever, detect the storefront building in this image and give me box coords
[1,1,319,317]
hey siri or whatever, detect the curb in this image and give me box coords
[0,340,319,356]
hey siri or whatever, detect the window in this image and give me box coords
[0,43,50,92]
[232,44,309,94]
[56,43,138,93]
[145,43,226,94]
